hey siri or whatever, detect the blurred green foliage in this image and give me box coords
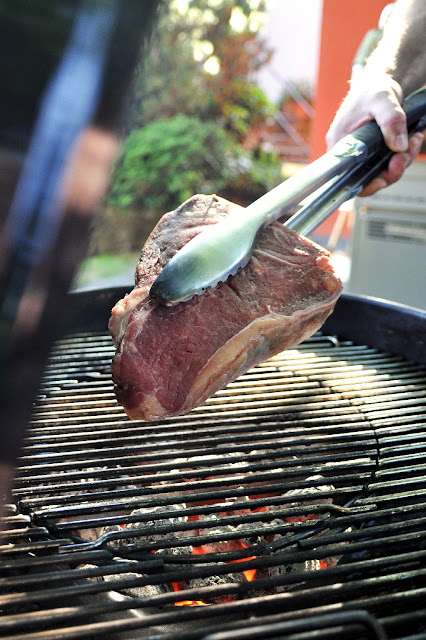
[108,114,281,217]
[220,80,274,139]
[75,252,139,289]
[91,0,283,256]
[108,115,238,212]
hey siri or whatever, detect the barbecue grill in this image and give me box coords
[2,288,426,640]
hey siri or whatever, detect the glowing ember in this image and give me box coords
[171,582,207,606]
[110,476,336,605]
[229,540,258,582]
[243,567,257,582]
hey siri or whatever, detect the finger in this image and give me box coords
[358,132,424,197]
[359,154,407,196]
[372,89,408,152]
[382,153,409,184]
[358,175,389,197]
[407,131,424,161]
[381,133,424,183]
[358,144,418,197]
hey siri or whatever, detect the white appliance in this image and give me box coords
[346,160,426,310]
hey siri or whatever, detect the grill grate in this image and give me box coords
[2,327,426,640]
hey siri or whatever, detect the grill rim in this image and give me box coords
[322,293,426,366]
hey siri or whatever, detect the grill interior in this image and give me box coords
[2,292,426,640]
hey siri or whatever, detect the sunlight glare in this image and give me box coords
[230,7,248,33]
[172,0,188,16]
[193,40,214,62]
[204,55,221,75]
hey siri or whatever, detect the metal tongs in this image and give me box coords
[150,87,426,306]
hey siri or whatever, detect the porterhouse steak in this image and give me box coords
[109,194,343,420]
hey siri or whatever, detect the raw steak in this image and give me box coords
[109,194,342,420]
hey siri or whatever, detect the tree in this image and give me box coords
[108,114,241,213]
[91,0,283,255]
[133,0,274,139]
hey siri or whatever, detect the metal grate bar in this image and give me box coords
[2,328,426,640]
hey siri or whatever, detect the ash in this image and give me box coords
[281,475,335,504]
[103,570,173,598]
[161,452,251,486]
[125,504,188,541]
[82,561,174,598]
[197,514,245,554]
[267,475,335,525]
[258,558,321,592]
[154,545,193,557]
[188,571,244,603]
[55,467,138,542]
[99,504,189,548]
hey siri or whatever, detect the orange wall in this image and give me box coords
[310,0,388,160]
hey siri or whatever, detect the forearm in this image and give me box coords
[364,0,426,96]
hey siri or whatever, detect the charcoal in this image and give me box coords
[81,561,173,598]
[154,545,193,556]
[121,504,188,544]
[188,571,244,603]
[257,558,321,592]
[103,571,173,598]
[80,564,105,583]
[234,521,273,546]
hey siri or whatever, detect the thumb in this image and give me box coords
[381,109,408,152]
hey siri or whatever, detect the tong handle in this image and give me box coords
[245,87,426,234]
[286,87,426,237]
[349,86,426,156]
[286,149,393,237]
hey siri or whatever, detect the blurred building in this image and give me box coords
[254,0,390,163]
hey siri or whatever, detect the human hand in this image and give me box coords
[326,75,424,196]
